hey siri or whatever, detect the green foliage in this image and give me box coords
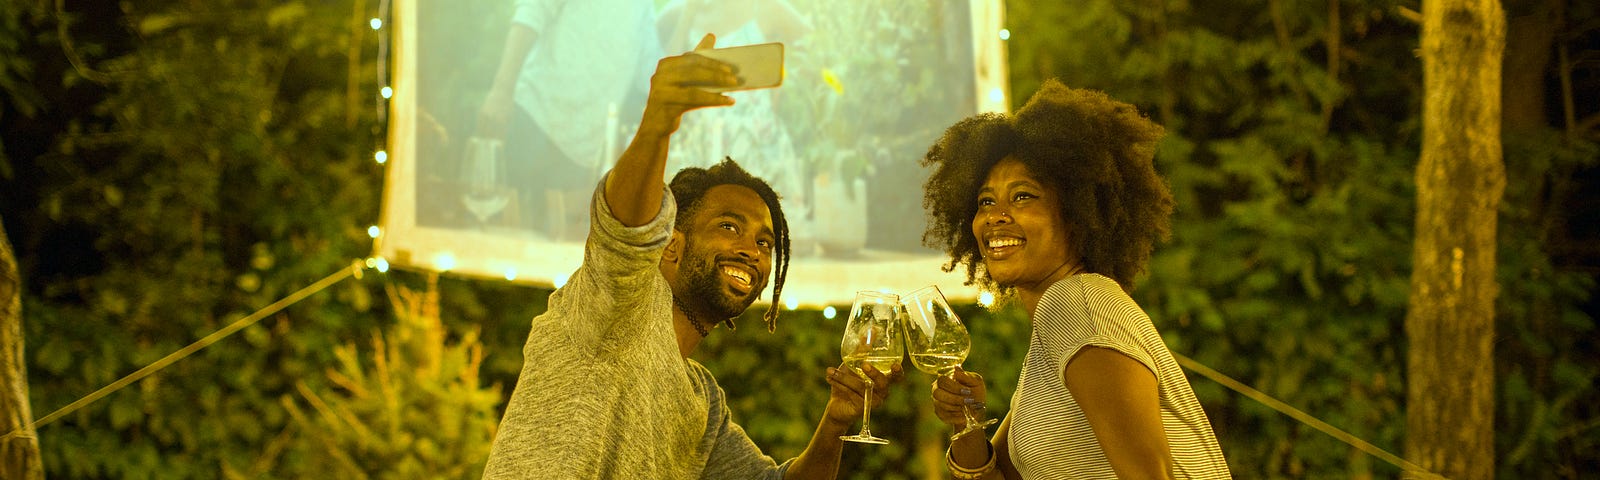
[1005,0,1599,477]
[8,0,388,477]
[0,0,46,179]
[4,0,1596,478]
[276,280,500,480]
[1494,131,1599,478]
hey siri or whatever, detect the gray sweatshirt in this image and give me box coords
[481,179,790,480]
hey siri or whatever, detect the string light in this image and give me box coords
[553,273,570,288]
[987,87,1004,104]
[785,297,799,310]
[998,28,1010,40]
[822,306,837,319]
[366,1,392,279]
[503,268,517,281]
[433,252,457,272]
[978,291,995,307]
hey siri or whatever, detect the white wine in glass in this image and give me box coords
[902,285,997,440]
[838,290,904,445]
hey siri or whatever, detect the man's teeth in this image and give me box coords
[988,237,1023,249]
[722,267,751,285]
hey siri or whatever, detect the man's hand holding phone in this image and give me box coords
[638,33,740,138]
[691,42,785,93]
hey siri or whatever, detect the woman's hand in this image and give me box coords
[823,362,904,429]
[931,366,989,429]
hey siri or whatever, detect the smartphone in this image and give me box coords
[693,42,784,93]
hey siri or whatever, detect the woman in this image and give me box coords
[920,80,1230,479]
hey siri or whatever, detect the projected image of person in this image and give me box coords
[482,34,904,480]
[655,0,812,235]
[476,0,662,241]
[917,80,1231,479]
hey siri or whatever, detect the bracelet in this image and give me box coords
[946,443,997,480]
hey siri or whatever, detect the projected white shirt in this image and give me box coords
[511,0,661,170]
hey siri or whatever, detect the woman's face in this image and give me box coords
[971,157,1075,293]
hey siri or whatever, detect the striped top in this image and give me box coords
[1008,274,1230,479]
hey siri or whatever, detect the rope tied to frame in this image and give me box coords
[0,261,362,443]
[1172,352,1446,479]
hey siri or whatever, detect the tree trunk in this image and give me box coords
[1501,0,1556,133]
[0,216,43,480]
[1407,1,1505,479]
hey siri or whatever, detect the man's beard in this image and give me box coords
[680,240,762,321]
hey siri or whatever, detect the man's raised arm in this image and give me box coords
[605,33,737,226]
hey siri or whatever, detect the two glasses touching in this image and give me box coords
[838,286,997,445]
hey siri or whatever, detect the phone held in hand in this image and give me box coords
[693,42,784,93]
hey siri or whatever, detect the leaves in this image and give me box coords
[3,0,1596,478]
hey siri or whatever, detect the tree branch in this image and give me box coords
[55,0,116,84]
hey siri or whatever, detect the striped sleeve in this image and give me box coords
[1033,276,1160,387]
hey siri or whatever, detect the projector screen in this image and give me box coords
[378,0,1008,306]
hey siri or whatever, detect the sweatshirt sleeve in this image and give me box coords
[694,364,790,480]
[540,174,676,348]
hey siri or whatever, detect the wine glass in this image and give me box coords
[460,136,512,225]
[838,290,904,445]
[901,285,997,440]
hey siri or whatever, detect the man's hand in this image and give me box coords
[636,33,739,139]
[605,33,738,227]
[823,362,905,429]
[476,87,514,139]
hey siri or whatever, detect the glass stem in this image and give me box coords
[859,382,874,435]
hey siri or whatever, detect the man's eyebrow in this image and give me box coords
[718,210,775,239]
[720,210,748,224]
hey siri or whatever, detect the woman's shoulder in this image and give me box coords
[1035,273,1149,333]
[1042,273,1135,308]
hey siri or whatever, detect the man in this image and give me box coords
[481,33,902,480]
[476,0,661,239]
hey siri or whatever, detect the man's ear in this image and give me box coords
[662,230,685,265]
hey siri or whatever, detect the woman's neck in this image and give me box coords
[1019,262,1082,318]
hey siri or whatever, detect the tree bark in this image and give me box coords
[0,216,43,480]
[1407,1,1505,479]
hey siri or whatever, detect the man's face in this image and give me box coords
[677,184,776,319]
